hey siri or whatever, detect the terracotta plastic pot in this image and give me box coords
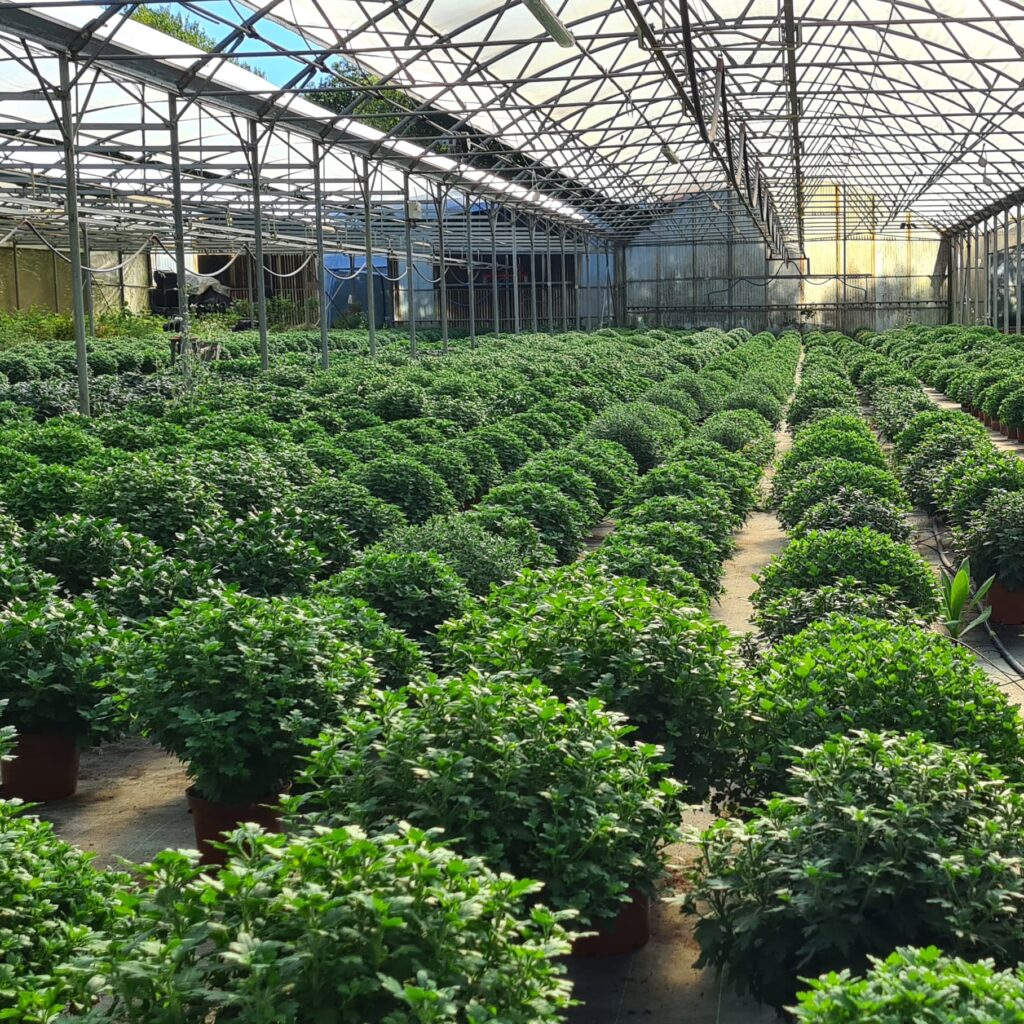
[571,889,651,958]
[988,579,1024,626]
[187,787,284,865]
[1,733,80,802]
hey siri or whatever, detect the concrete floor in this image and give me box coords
[37,735,193,867]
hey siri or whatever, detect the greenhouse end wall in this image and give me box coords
[623,186,948,334]
[0,246,151,317]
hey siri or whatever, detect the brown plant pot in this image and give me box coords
[571,889,651,958]
[1,733,80,802]
[988,579,1024,626]
[187,786,284,865]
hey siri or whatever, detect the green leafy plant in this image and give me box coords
[684,731,1024,1010]
[295,477,406,547]
[738,616,1024,798]
[0,551,57,609]
[24,514,162,595]
[697,409,775,465]
[585,401,690,472]
[291,673,683,923]
[533,444,638,509]
[478,481,589,563]
[956,490,1024,593]
[602,521,724,594]
[319,548,471,640]
[82,455,222,548]
[786,373,859,429]
[178,510,326,596]
[0,800,128,1018]
[893,408,987,461]
[1,464,93,526]
[772,429,888,502]
[931,449,1024,526]
[750,577,920,642]
[0,597,120,744]
[791,946,1024,1023]
[753,527,939,617]
[938,556,993,638]
[615,463,738,523]
[511,460,602,522]
[618,495,737,556]
[112,589,376,802]
[78,824,574,1024]
[348,456,457,525]
[592,544,709,608]
[93,554,218,622]
[378,513,524,595]
[439,563,738,798]
[776,460,907,530]
[790,488,912,542]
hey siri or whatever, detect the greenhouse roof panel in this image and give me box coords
[0,1,1022,249]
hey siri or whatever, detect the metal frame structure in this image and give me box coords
[0,0,1022,409]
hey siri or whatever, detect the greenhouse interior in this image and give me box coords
[4,1,1024,1022]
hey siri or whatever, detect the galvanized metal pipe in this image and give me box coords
[58,54,89,416]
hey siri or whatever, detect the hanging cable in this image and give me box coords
[21,221,156,274]
[242,246,315,279]
[151,238,246,278]
[323,262,366,282]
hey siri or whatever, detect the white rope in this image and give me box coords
[22,221,156,274]
[414,262,443,284]
[0,220,29,247]
[252,249,316,279]
[372,262,409,283]
[323,262,366,282]
[152,237,246,278]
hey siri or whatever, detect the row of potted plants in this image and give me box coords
[873,323,1024,437]
[682,332,1024,1015]
[0,328,800,810]
[834,330,1024,624]
[0,328,806,1016]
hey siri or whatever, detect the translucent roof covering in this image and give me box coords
[1,0,1023,255]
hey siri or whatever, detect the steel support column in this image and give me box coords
[81,227,95,338]
[404,173,417,358]
[168,95,191,370]
[362,157,376,357]
[983,220,991,325]
[1017,204,1022,335]
[510,214,520,334]
[529,218,538,333]
[489,206,499,337]
[248,121,269,371]
[1006,210,1012,334]
[436,186,449,354]
[584,239,592,331]
[466,192,476,346]
[545,229,553,331]
[560,232,568,333]
[312,140,329,369]
[573,234,581,331]
[58,54,89,416]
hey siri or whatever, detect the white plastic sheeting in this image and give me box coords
[0,0,1023,250]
